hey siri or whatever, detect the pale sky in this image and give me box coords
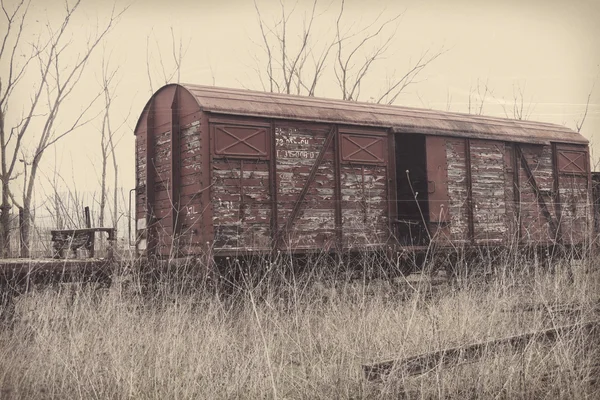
[4,0,600,226]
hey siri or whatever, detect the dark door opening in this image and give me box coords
[395,133,430,245]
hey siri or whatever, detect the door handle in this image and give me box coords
[428,180,436,194]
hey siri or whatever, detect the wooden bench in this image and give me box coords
[50,228,116,259]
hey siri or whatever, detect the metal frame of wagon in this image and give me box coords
[133,84,592,259]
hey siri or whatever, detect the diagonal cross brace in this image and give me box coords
[277,127,336,242]
[516,145,559,241]
[344,136,383,162]
[218,127,266,155]
[558,151,585,173]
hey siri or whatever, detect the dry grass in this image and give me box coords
[0,250,599,399]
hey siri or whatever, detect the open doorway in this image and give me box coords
[395,133,430,245]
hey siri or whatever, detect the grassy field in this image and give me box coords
[0,249,599,399]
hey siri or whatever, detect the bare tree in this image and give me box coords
[252,0,444,103]
[145,27,191,94]
[467,77,495,116]
[501,81,535,120]
[97,52,129,231]
[98,53,115,228]
[0,0,125,257]
[575,79,595,133]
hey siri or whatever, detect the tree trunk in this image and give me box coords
[19,205,31,258]
[113,166,118,228]
[0,181,11,258]
[20,156,40,259]
[54,191,63,229]
[0,109,11,258]
[99,155,106,227]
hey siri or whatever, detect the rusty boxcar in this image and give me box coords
[134,84,593,262]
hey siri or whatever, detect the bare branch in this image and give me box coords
[146,34,154,93]
[0,0,127,256]
[378,48,445,105]
[254,0,277,92]
[500,81,536,120]
[332,0,409,101]
[251,0,443,105]
[477,77,492,115]
[466,77,496,116]
[576,80,595,133]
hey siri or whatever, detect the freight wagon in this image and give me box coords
[134,84,593,266]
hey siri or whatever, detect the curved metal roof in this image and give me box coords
[139,84,588,145]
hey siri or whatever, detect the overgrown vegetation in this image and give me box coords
[0,247,598,399]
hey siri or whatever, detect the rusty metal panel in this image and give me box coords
[152,85,176,130]
[133,85,207,257]
[212,124,270,159]
[135,131,147,220]
[470,140,506,244]
[340,134,385,164]
[143,99,156,256]
[137,86,180,257]
[177,88,203,127]
[425,136,450,224]
[171,87,181,245]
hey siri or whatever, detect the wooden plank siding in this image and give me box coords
[175,120,204,254]
[340,163,388,248]
[445,138,470,243]
[555,144,590,244]
[135,87,207,257]
[152,127,173,256]
[275,124,337,251]
[207,122,392,254]
[211,159,271,251]
[517,145,557,243]
[503,143,520,243]
[470,140,506,243]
